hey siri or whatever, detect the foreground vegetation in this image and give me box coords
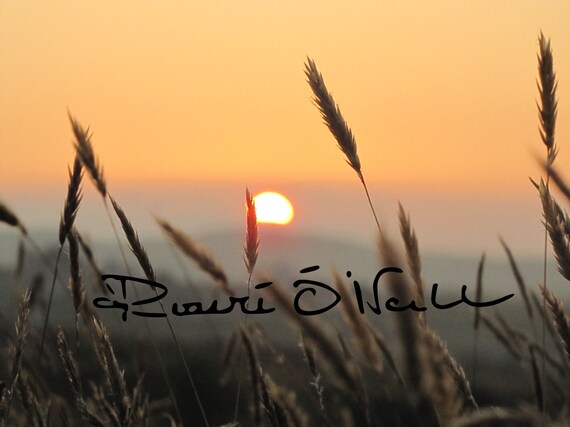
[1,33,570,426]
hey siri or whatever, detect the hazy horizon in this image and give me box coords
[2,177,548,259]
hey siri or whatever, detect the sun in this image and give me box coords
[253,192,294,225]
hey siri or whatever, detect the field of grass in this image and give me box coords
[1,32,570,426]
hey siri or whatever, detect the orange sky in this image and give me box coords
[1,1,569,196]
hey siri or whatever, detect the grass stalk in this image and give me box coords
[234,187,260,422]
[305,57,382,233]
[40,133,84,363]
[536,32,558,421]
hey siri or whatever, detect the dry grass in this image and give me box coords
[244,188,259,277]
[537,32,558,165]
[500,238,533,319]
[0,290,31,426]
[156,217,231,295]
[59,155,83,246]
[110,196,156,282]
[334,270,383,373]
[305,57,382,232]
[541,285,570,365]
[2,31,570,427]
[538,181,570,282]
[69,113,107,199]
[0,201,27,236]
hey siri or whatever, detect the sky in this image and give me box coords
[1,1,570,256]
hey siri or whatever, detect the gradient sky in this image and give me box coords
[1,2,569,256]
[2,2,569,188]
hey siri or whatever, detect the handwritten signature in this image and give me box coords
[93,265,514,321]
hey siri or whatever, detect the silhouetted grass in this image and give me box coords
[1,32,569,427]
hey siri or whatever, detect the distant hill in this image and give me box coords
[1,225,564,296]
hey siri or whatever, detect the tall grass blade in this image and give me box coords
[305,57,382,232]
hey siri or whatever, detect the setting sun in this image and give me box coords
[253,192,294,225]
